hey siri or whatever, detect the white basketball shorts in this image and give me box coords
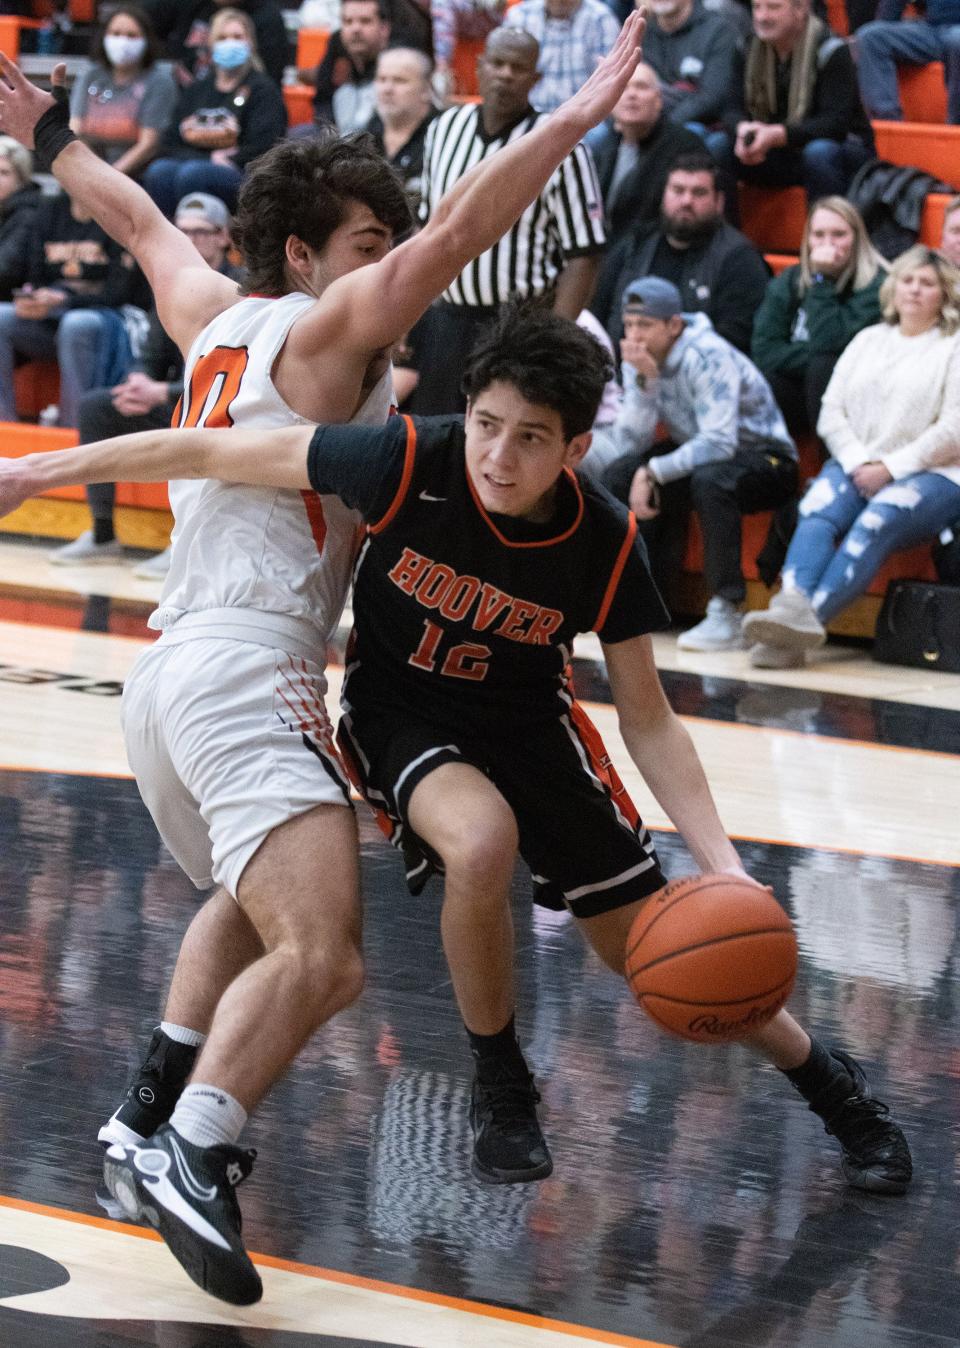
[121,635,351,897]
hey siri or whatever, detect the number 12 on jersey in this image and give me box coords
[409,620,491,681]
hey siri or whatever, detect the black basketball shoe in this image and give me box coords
[469,1063,553,1184]
[98,1028,198,1148]
[815,1050,913,1195]
[103,1124,262,1305]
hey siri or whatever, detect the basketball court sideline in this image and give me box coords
[0,537,957,1348]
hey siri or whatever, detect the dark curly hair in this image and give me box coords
[462,304,613,441]
[234,133,413,296]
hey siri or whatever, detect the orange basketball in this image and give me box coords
[625,874,798,1044]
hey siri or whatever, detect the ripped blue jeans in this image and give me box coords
[781,458,960,623]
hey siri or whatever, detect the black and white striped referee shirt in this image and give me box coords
[419,102,606,308]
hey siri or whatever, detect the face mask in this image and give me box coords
[104,34,147,67]
[212,39,251,70]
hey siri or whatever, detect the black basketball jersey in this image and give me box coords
[306,413,669,731]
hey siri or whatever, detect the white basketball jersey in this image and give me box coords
[150,291,394,650]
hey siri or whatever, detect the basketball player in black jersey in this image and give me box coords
[0,308,913,1200]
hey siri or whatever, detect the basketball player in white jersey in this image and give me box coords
[0,14,646,1306]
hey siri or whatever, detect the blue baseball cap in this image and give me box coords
[622,276,683,318]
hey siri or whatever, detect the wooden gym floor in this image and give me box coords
[0,535,958,1348]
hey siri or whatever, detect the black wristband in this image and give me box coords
[33,85,76,173]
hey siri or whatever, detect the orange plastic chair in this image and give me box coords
[872,121,960,190]
[898,61,948,123]
[739,185,808,253]
[297,27,330,71]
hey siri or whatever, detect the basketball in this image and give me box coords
[625,874,798,1044]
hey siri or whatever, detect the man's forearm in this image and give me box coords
[48,141,157,256]
[553,254,601,320]
[620,711,741,875]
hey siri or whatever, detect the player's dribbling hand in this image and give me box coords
[0,457,40,518]
[714,866,774,897]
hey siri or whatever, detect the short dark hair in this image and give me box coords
[234,134,412,296]
[92,4,162,71]
[462,305,613,441]
[667,151,722,190]
[342,0,390,17]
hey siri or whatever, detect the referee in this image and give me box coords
[411,27,607,414]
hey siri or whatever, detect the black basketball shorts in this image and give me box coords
[336,703,666,918]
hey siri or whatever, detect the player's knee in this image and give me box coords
[280,939,365,1020]
[439,807,519,886]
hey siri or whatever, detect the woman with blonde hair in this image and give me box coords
[743,246,960,667]
[141,7,286,216]
[751,196,887,438]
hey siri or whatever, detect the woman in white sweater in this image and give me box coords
[742,245,960,667]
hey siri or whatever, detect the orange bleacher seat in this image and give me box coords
[1,420,170,510]
[898,62,948,124]
[0,17,23,58]
[919,191,952,244]
[284,83,315,126]
[452,35,485,97]
[297,27,330,71]
[826,0,849,36]
[872,121,960,190]
[739,185,807,254]
[13,360,59,419]
[765,253,799,275]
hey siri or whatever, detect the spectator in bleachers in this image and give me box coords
[743,246,960,666]
[366,48,438,212]
[940,195,960,266]
[591,151,770,352]
[502,0,622,111]
[142,6,287,215]
[297,0,392,134]
[412,26,606,411]
[856,1,960,125]
[752,196,887,437]
[706,0,874,206]
[588,62,705,243]
[431,0,507,96]
[0,137,39,302]
[49,192,243,570]
[142,0,290,87]
[69,5,176,179]
[598,276,798,648]
[642,0,742,131]
[0,190,151,429]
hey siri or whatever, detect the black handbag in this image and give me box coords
[872,581,960,674]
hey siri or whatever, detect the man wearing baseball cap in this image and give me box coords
[601,276,799,652]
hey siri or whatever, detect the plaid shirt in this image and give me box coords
[503,0,622,112]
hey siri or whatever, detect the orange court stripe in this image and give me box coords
[0,1193,675,1348]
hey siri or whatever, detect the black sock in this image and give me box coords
[93,518,115,545]
[467,1016,528,1078]
[782,1037,849,1108]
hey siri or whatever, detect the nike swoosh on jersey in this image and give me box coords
[418,491,446,502]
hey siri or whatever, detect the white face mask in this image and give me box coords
[104,34,147,68]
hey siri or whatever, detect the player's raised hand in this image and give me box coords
[562,9,646,132]
[0,456,41,518]
[0,53,67,147]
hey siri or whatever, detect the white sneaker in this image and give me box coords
[677,596,745,651]
[49,530,123,566]
[133,546,171,580]
[748,642,805,669]
[742,590,825,652]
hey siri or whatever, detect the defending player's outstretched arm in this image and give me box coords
[0,55,237,354]
[304,10,647,355]
[603,634,748,879]
[0,425,316,518]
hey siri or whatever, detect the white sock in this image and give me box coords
[169,1083,247,1148]
[160,1021,206,1048]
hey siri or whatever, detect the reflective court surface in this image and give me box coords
[0,539,958,1348]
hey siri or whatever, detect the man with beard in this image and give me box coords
[591,151,769,354]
